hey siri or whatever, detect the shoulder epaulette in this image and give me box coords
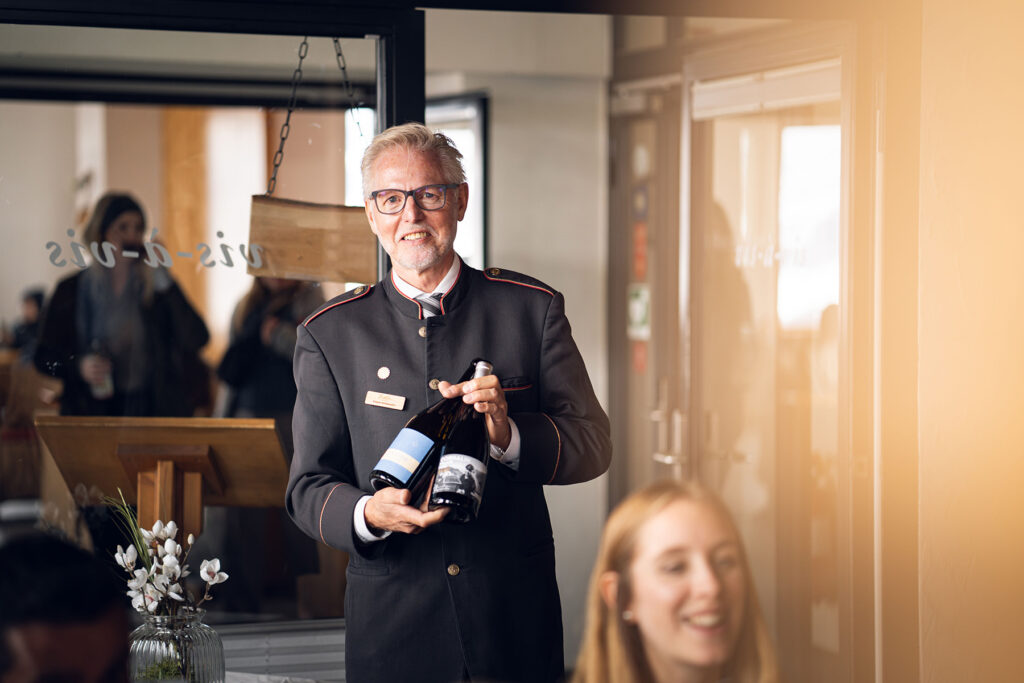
[303,284,374,326]
[482,267,554,297]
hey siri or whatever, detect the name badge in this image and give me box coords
[365,391,406,411]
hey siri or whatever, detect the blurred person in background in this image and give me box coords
[573,479,778,683]
[217,276,323,443]
[33,191,209,418]
[1,288,44,363]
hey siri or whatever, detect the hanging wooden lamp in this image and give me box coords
[247,36,377,285]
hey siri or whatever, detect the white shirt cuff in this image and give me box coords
[489,417,521,471]
[354,494,391,543]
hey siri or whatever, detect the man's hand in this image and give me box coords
[364,484,448,535]
[439,374,511,450]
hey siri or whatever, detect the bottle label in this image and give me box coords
[433,454,487,506]
[375,428,435,484]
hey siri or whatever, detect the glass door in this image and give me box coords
[684,43,853,682]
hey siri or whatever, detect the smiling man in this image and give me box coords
[286,122,612,682]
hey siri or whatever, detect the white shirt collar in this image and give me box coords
[392,254,461,299]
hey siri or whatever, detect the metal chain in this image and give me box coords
[266,36,364,196]
[332,37,364,138]
[266,36,309,196]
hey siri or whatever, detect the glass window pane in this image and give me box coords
[0,26,376,627]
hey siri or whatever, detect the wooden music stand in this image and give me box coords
[34,416,289,543]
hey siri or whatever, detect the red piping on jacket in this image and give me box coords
[304,286,373,326]
[390,263,464,318]
[483,273,553,297]
[542,413,562,484]
[319,483,343,544]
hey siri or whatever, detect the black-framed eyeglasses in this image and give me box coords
[369,183,460,215]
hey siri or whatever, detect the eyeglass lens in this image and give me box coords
[374,185,450,214]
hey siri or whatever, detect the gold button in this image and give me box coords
[418,326,427,338]
[488,267,501,276]
[353,285,365,294]
[429,378,440,390]
[447,563,461,577]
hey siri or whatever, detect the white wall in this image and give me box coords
[105,105,163,232]
[426,9,611,667]
[0,102,76,326]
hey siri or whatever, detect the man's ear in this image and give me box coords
[455,182,469,221]
[599,571,620,612]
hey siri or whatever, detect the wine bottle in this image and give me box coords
[368,359,481,506]
[429,360,493,523]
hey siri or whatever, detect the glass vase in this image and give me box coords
[129,608,224,683]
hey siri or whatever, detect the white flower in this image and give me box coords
[131,591,146,613]
[199,558,228,585]
[143,584,162,613]
[142,519,178,543]
[187,533,195,546]
[140,520,162,543]
[163,539,180,557]
[114,544,137,570]
[127,568,149,591]
[151,557,181,592]
[166,583,185,601]
[161,555,181,582]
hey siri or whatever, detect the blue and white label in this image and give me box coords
[374,428,434,485]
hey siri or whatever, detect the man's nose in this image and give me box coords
[401,194,425,220]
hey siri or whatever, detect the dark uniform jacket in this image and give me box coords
[286,260,612,683]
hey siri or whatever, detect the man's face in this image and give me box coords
[1,607,130,683]
[364,147,467,284]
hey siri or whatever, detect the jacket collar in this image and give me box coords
[383,255,473,320]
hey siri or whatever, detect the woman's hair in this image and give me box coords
[81,191,157,302]
[230,277,306,335]
[82,192,146,245]
[573,479,778,683]
[360,122,466,198]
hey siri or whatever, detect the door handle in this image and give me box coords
[651,377,688,475]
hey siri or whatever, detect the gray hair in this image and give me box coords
[360,122,466,197]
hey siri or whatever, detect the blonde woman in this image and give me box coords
[574,479,778,683]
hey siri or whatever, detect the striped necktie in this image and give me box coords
[417,292,443,317]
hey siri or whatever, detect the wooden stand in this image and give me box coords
[34,416,288,543]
